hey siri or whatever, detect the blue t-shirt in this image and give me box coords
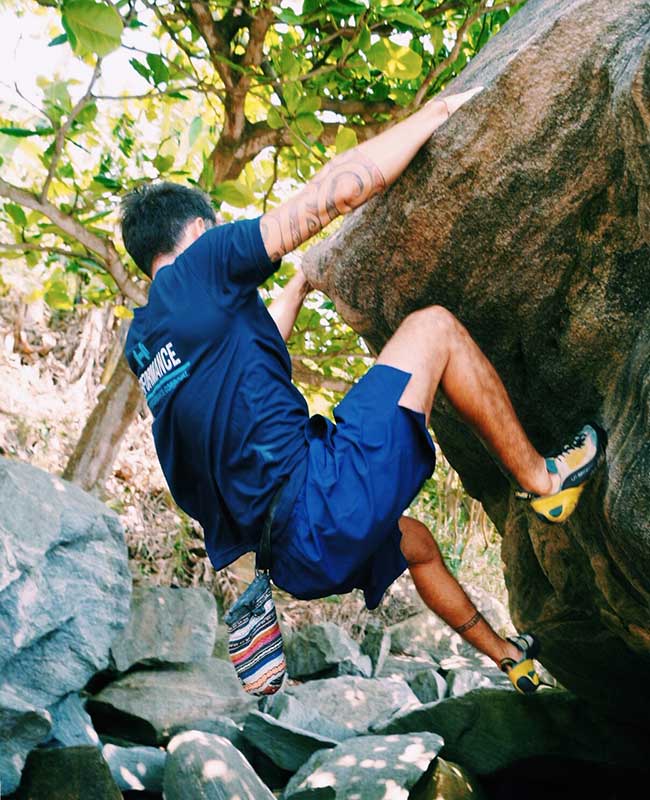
[125,217,310,569]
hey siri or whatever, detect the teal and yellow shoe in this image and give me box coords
[517,423,605,523]
[500,633,541,695]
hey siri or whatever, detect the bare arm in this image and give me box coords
[260,88,482,261]
[267,270,312,342]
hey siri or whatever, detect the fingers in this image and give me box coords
[444,85,484,116]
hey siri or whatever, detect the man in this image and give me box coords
[123,88,603,694]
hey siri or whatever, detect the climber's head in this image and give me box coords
[121,181,217,279]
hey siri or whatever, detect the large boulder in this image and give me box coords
[285,675,421,735]
[0,458,131,793]
[372,689,650,774]
[285,622,372,679]
[283,733,444,800]
[14,746,122,800]
[303,0,650,720]
[109,586,218,672]
[87,659,256,745]
[164,731,275,800]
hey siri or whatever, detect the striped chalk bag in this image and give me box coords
[224,486,287,696]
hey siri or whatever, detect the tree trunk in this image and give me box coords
[304,0,650,723]
[63,354,141,494]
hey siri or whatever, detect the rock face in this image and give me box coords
[0,457,131,793]
[303,0,650,719]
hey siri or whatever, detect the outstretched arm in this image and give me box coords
[260,88,481,261]
[267,270,311,342]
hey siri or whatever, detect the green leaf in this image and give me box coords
[213,180,255,208]
[92,174,122,190]
[367,39,422,80]
[277,48,301,80]
[430,26,444,53]
[114,304,134,320]
[62,0,124,57]
[146,53,169,85]
[129,58,151,81]
[277,7,302,24]
[377,5,426,29]
[44,280,74,311]
[267,106,284,130]
[167,91,189,100]
[335,125,358,154]
[188,116,203,148]
[293,113,323,139]
[0,126,55,138]
[284,82,302,115]
[75,102,98,127]
[5,204,28,226]
[153,153,174,173]
[296,95,321,115]
[48,32,69,47]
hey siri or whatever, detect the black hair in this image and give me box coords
[121,181,217,278]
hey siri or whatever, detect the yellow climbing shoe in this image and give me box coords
[500,633,541,695]
[517,424,605,523]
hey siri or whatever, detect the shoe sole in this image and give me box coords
[531,485,584,523]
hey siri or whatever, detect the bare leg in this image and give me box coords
[399,515,520,666]
[376,305,554,495]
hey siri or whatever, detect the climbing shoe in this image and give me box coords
[500,633,541,695]
[517,423,604,523]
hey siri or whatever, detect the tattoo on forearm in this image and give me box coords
[260,149,386,261]
[453,611,482,635]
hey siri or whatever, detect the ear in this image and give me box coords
[191,216,207,239]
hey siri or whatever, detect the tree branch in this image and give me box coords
[291,357,353,393]
[41,61,102,203]
[414,1,511,107]
[0,241,102,268]
[187,0,234,90]
[0,178,147,305]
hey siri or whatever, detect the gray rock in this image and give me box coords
[212,623,229,660]
[242,710,338,772]
[0,458,130,793]
[110,586,218,672]
[408,669,448,705]
[378,654,440,681]
[164,730,275,800]
[15,745,122,799]
[87,658,256,745]
[47,692,100,748]
[0,690,51,795]
[286,675,420,735]
[102,743,166,793]
[167,714,256,763]
[283,733,444,799]
[376,655,448,706]
[446,668,512,697]
[360,620,391,676]
[372,689,650,774]
[304,0,650,721]
[266,693,353,742]
[286,622,372,679]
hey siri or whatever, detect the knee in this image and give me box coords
[403,305,459,340]
[399,516,442,566]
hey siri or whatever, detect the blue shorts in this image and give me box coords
[270,365,436,610]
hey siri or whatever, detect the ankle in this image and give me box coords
[519,459,556,496]
[495,640,522,670]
